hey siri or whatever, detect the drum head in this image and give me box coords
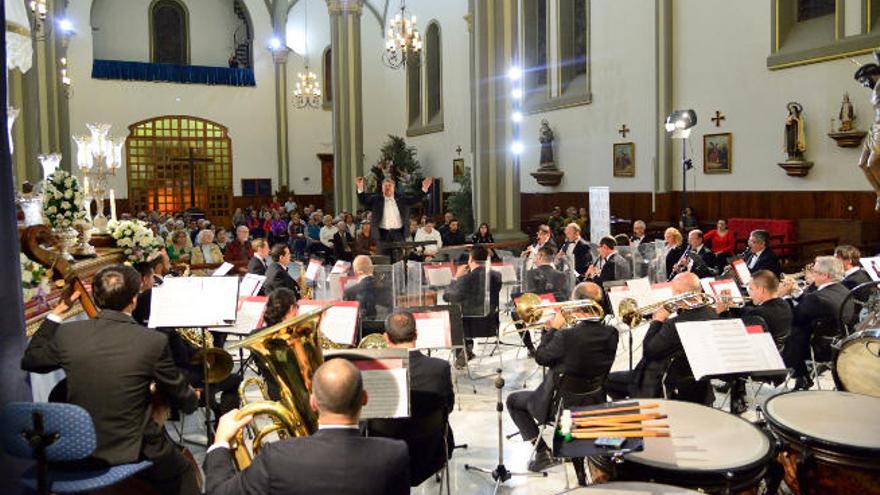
[626,400,770,473]
[764,391,880,452]
[568,482,701,494]
[835,330,880,398]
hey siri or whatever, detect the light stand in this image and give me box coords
[464,368,546,494]
[201,327,214,444]
[665,109,697,216]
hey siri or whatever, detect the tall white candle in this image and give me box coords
[109,189,117,221]
[82,176,89,197]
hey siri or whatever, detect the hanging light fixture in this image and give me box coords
[292,0,321,109]
[383,0,422,70]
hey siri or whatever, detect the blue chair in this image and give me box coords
[0,402,153,494]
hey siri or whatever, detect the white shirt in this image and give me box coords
[284,200,297,213]
[415,228,443,255]
[381,195,403,230]
[320,226,338,248]
[748,249,764,269]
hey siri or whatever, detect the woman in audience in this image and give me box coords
[343,212,357,237]
[704,218,736,270]
[266,210,289,245]
[190,229,223,274]
[288,212,307,260]
[246,211,263,238]
[663,227,686,278]
[471,222,495,244]
[353,222,375,256]
[167,230,191,263]
[232,208,245,227]
[215,228,230,252]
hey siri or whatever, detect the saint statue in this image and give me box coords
[854,51,880,210]
[784,102,806,161]
[839,93,855,132]
[538,119,555,169]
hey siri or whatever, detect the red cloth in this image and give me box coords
[704,229,736,255]
[727,218,796,250]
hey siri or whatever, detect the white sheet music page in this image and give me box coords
[305,260,323,282]
[210,297,267,335]
[709,279,744,305]
[324,349,410,419]
[732,259,752,285]
[239,274,266,297]
[298,300,359,346]
[413,311,452,348]
[331,260,351,275]
[212,262,234,277]
[860,257,880,282]
[676,319,785,379]
[149,276,239,328]
[425,266,453,287]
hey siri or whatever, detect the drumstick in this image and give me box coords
[572,403,659,417]
[573,413,667,424]
[572,430,670,439]
[573,419,664,428]
[574,424,669,432]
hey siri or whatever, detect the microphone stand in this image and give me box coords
[464,368,546,494]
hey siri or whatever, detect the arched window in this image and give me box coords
[425,22,443,126]
[151,0,189,65]
[322,46,332,110]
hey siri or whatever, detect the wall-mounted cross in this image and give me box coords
[711,110,726,127]
[455,146,462,157]
[618,124,630,138]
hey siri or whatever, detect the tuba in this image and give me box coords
[357,333,388,349]
[226,305,330,470]
[175,328,234,384]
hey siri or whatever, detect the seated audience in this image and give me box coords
[319,214,338,254]
[436,212,454,237]
[333,220,355,262]
[353,221,375,256]
[442,219,467,247]
[215,228,229,252]
[704,219,736,268]
[678,206,699,233]
[547,206,565,238]
[207,360,410,495]
[167,230,191,263]
[414,219,443,261]
[289,212,308,260]
[190,229,223,273]
[224,226,254,273]
[471,222,495,244]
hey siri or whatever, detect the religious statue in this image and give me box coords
[854,51,880,210]
[839,93,855,132]
[778,102,814,177]
[531,119,564,186]
[828,92,868,148]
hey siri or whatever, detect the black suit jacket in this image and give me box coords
[590,252,631,286]
[746,249,782,277]
[344,275,380,321]
[842,268,873,308]
[333,231,355,261]
[248,255,268,276]
[444,266,502,338]
[792,283,852,336]
[529,321,619,422]
[409,350,454,413]
[525,264,570,302]
[21,311,197,465]
[262,263,299,297]
[631,305,717,398]
[206,428,410,495]
[736,298,792,348]
[357,189,427,242]
[690,246,717,278]
[559,238,593,278]
[664,244,687,277]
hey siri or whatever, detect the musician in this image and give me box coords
[250,287,300,401]
[377,311,455,485]
[247,238,270,276]
[344,255,380,321]
[207,359,410,495]
[522,224,556,269]
[356,175,434,260]
[444,245,503,368]
[745,229,782,277]
[413,218,443,260]
[224,226,253,274]
[262,244,301,298]
[630,220,648,246]
[506,282,618,482]
[149,248,173,285]
[663,227,687,277]
[605,272,718,404]
[585,236,632,285]
[22,265,200,495]
[526,246,571,302]
[671,230,716,279]
[778,256,852,390]
[559,222,592,278]
[133,261,156,325]
[836,245,872,290]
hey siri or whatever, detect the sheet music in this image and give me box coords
[709,279,744,304]
[424,266,453,287]
[625,277,651,295]
[492,264,518,284]
[324,349,410,419]
[700,277,715,295]
[860,257,880,282]
[676,319,786,380]
[331,260,351,275]
[149,276,239,328]
[589,186,610,244]
[305,260,323,282]
[413,311,452,348]
[212,262,234,277]
[732,259,752,285]
[239,274,265,297]
[608,285,674,318]
[211,297,267,335]
[299,301,359,346]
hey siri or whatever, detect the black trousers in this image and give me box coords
[782,325,811,378]
[137,447,200,495]
[605,371,634,401]
[506,390,540,441]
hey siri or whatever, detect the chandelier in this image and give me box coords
[293,0,321,109]
[383,1,422,69]
[73,123,125,232]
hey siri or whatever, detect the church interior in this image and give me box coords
[2,0,880,494]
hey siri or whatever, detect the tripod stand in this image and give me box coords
[464,368,546,494]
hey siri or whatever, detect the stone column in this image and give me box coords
[326,0,363,214]
[273,47,291,190]
[472,0,523,240]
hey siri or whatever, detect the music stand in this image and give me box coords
[380,239,437,263]
[405,305,474,396]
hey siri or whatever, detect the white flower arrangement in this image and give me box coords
[107,219,164,263]
[42,169,87,230]
[20,253,51,304]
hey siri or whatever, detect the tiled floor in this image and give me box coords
[171,320,826,494]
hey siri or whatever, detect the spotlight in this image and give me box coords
[268,37,283,51]
[58,18,75,33]
[507,66,522,81]
[511,88,523,100]
[664,109,697,138]
[511,141,524,155]
[511,111,523,123]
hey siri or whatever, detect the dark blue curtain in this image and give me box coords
[92,59,256,87]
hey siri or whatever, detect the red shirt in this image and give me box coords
[704,229,736,255]
[224,240,254,265]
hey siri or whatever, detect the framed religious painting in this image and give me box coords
[612,142,635,177]
[703,133,732,174]
[452,158,465,181]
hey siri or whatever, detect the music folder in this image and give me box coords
[210,296,267,335]
[860,257,880,282]
[676,319,786,380]
[324,348,410,419]
[239,273,266,297]
[407,305,464,348]
[424,264,454,287]
[149,276,239,328]
[732,259,752,285]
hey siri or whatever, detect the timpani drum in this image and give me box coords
[762,391,880,495]
[832,329,880,398]
[566,482,700,494]
[588,400,772,494]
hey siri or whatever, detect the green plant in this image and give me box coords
[446,165,473,234]
[369,135,424,193]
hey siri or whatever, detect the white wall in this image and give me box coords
[70,0,276,197]
[91,0,240,67]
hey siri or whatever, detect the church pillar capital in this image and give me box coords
[271,46,291,65]
[326,0,363,16]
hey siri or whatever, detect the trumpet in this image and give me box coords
[503,293,605,335]
[715,293,754,309]
[618,291,716,328]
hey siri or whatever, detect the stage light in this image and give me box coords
[511,111,523,123]
[268,37,283,51]
[511,87,523,100]
[664,109,697,138]
[508,66,522,81]
[58,18,74,33]
[511,141,524,155]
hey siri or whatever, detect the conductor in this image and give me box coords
[356,175,434,260]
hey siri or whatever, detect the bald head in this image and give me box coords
[572,282,603,302]
[671,272,702,295]
[352,255,374,276]
[312,359,365,418]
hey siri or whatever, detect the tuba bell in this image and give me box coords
[226,305,330,470]
[175,328,235,384]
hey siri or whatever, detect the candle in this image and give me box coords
[109,189,117,221]
[82,176,90,197]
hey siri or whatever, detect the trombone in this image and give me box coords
[618,291,716,328]
[502,292,605,335]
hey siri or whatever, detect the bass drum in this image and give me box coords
[832,329,880,397]
[763,391,880,495]
[588,400,772,494]
[566,482,700,494]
